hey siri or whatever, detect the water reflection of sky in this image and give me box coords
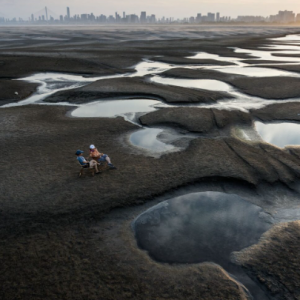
[130,128,175,153]
[255,121,300,148]
[150,76,232,92]
[133,191,271,266]
[215,66,299,77]
[72,99,162,119]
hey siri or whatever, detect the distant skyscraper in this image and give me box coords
[196,13,202,22]
[45,7,48,21]
[140,11,146,23]
[31,14,34,22]
[123,12,126,19]
[67,7,70,20]
[207,13,215,22]
[216,12,220,22]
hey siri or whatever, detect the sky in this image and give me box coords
[1,0,300,19]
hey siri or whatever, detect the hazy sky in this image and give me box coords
[1,0,300,19]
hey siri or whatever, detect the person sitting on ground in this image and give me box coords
[75,150,100,174]
[89,144,116,169]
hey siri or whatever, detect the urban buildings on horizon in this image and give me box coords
[1,7,300,25]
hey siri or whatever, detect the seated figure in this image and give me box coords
[76,150,100,174]
[89,144,116,169]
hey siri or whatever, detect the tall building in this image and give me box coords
[216,12,220,22]
[45,7,48,21]
[67,7,70,20]
[297,13,300,22]
[196,13,201,22]
[207,13,215,22]
[150,14,156,23]
[140,11,146,23]
[270,10,295,23]
[31,14,34,22]
[81,14,88,21]
[123,12,126,19]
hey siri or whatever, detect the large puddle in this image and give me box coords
[71,99,167,122]
[133,191,272,299]
[255,121,300,148]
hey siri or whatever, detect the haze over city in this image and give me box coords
[1,0,300,19]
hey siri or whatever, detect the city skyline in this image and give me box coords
[1,0,300,19]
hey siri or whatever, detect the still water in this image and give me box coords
[130,128,175,153]
[133,191,271,265]
[71,99,164,120]
[255,121,300,148]
[150,76,233,92]
[133,191,272,299]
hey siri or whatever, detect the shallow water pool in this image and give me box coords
[150,76,233,92]
[255,121,300,148]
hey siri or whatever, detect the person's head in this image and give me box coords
[90,144,96,152]
[75,150,84,156]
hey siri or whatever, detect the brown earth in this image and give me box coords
[241,59,297,64]
[139,107,252,133]
[44,77,233,104]
[272,53,300,57]
[0,79,39,105]
[248,63,300,74]
[251,102,300,122]
[2,26,300,300]
[2,104,300,300]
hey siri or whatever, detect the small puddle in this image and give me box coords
[133,191,272,299]
[215,66,299,77]
[150,76,233,92]
[129,127,177,154]
[255,121,300,148]
[71,99,166,122]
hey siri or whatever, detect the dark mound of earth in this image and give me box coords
[44,77,233,104]
[140,107,252,133]
[0,79,39,105]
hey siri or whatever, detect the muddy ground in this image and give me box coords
[161,68,300,99]
[2,25,300,300]
[45,77,233,104]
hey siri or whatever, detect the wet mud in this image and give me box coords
[2,26,300,300]
[44,77,233,104]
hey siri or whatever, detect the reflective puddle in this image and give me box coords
[133,191,272,299]
[71,99,166,122]
[255,121,300,148]
[133,191,271,265]
[150,76,233,92]
[130,127,176,153]
[214,66,299,77]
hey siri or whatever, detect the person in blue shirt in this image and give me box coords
[75,150,100,174]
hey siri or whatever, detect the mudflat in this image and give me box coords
[2,25,300,300]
